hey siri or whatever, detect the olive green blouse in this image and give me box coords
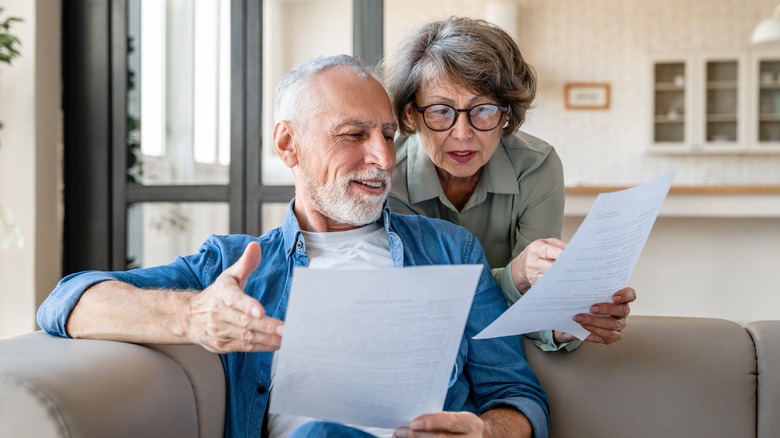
[390,131,578,351]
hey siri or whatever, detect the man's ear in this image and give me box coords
[273,121,299,168]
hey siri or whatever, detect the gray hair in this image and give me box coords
[381,17,536,136]
[274,54,378,125]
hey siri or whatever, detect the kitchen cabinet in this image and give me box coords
[649,52,780,154]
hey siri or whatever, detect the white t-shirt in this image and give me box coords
[267,222,395,438]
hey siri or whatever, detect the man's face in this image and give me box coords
[292,68,397,231]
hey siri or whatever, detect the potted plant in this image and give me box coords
[0,7,23,249]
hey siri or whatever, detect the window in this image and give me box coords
[61,0,383,272]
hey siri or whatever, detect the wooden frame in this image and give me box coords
[564,83,611,109]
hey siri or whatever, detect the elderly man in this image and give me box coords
[37,55,549,438]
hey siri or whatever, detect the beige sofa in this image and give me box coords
[1,316,778,437]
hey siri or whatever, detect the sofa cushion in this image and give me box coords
[144,343,225,437]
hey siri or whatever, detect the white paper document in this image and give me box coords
[268,265,482,429]
[475,171,675,341]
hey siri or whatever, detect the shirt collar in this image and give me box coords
[282,199,304,259]
[407,136,441,204]
[484,139,521,195]
[406,136,520,204]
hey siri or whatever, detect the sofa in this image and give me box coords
[1,316,778,437]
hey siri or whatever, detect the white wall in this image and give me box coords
[0,0,62,339]
[385,0,780,323]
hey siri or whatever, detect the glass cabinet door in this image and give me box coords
[705,60,739,144]
[653,62,687,144]
[757,59,780,144]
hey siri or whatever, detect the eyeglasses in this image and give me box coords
[413,103,509,132]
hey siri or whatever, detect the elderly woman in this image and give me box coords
[383,16,634,350]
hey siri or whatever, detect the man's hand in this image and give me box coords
[553,287,636,345]
[187,242,284,353]
[393,412,483,438]
[510,238,566,293]
[393,407,532,438]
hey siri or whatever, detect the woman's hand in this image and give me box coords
[554,287,636,345]
[509,238,567,294]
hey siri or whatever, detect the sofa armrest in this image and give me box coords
[0,332,225,438]
[746,320,780,438]
[523,316,757,438]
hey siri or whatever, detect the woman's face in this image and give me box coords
[406,79,505,180]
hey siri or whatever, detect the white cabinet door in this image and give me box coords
[750,53,780,152]
[650,52,750,154]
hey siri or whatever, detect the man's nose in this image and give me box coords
[365,133,395,170]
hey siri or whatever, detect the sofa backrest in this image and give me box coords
[746,320,780,438]
[524,316,757,438]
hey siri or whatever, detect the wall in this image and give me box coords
[0,0,62,339]
[385,0,780,323]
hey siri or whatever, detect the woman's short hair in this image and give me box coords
[381,16,536,137]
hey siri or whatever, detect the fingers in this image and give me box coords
[220,242,265,319]
[591,287,635,318]
[511,238,568,293]
[612,287,637,304]
[574,313,628,345]
[553,330,577,344]
[526,238,566,276]
[528,238,566,262]
[394,412,482,438]
[217,280,265,319]
[572,287,635,345]
[581,323,625,345]
[590,301,631,319]
[190,291,283,353]
[188,242,285,353]
[228,241,262,290]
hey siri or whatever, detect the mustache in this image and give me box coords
[347,168,391,185]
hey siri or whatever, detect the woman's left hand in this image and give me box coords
[553,287,636,345]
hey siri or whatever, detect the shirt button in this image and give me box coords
[296,241,303,250]
[257,385,267,394]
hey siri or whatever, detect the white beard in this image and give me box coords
[300,165,391,227]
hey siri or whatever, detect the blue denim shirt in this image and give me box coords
[38,202,549,438]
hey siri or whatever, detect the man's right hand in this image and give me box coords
[187,242,284,354]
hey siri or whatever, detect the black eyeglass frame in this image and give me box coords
[412,102,509,132]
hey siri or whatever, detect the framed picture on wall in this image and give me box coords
[564,83,611,110]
